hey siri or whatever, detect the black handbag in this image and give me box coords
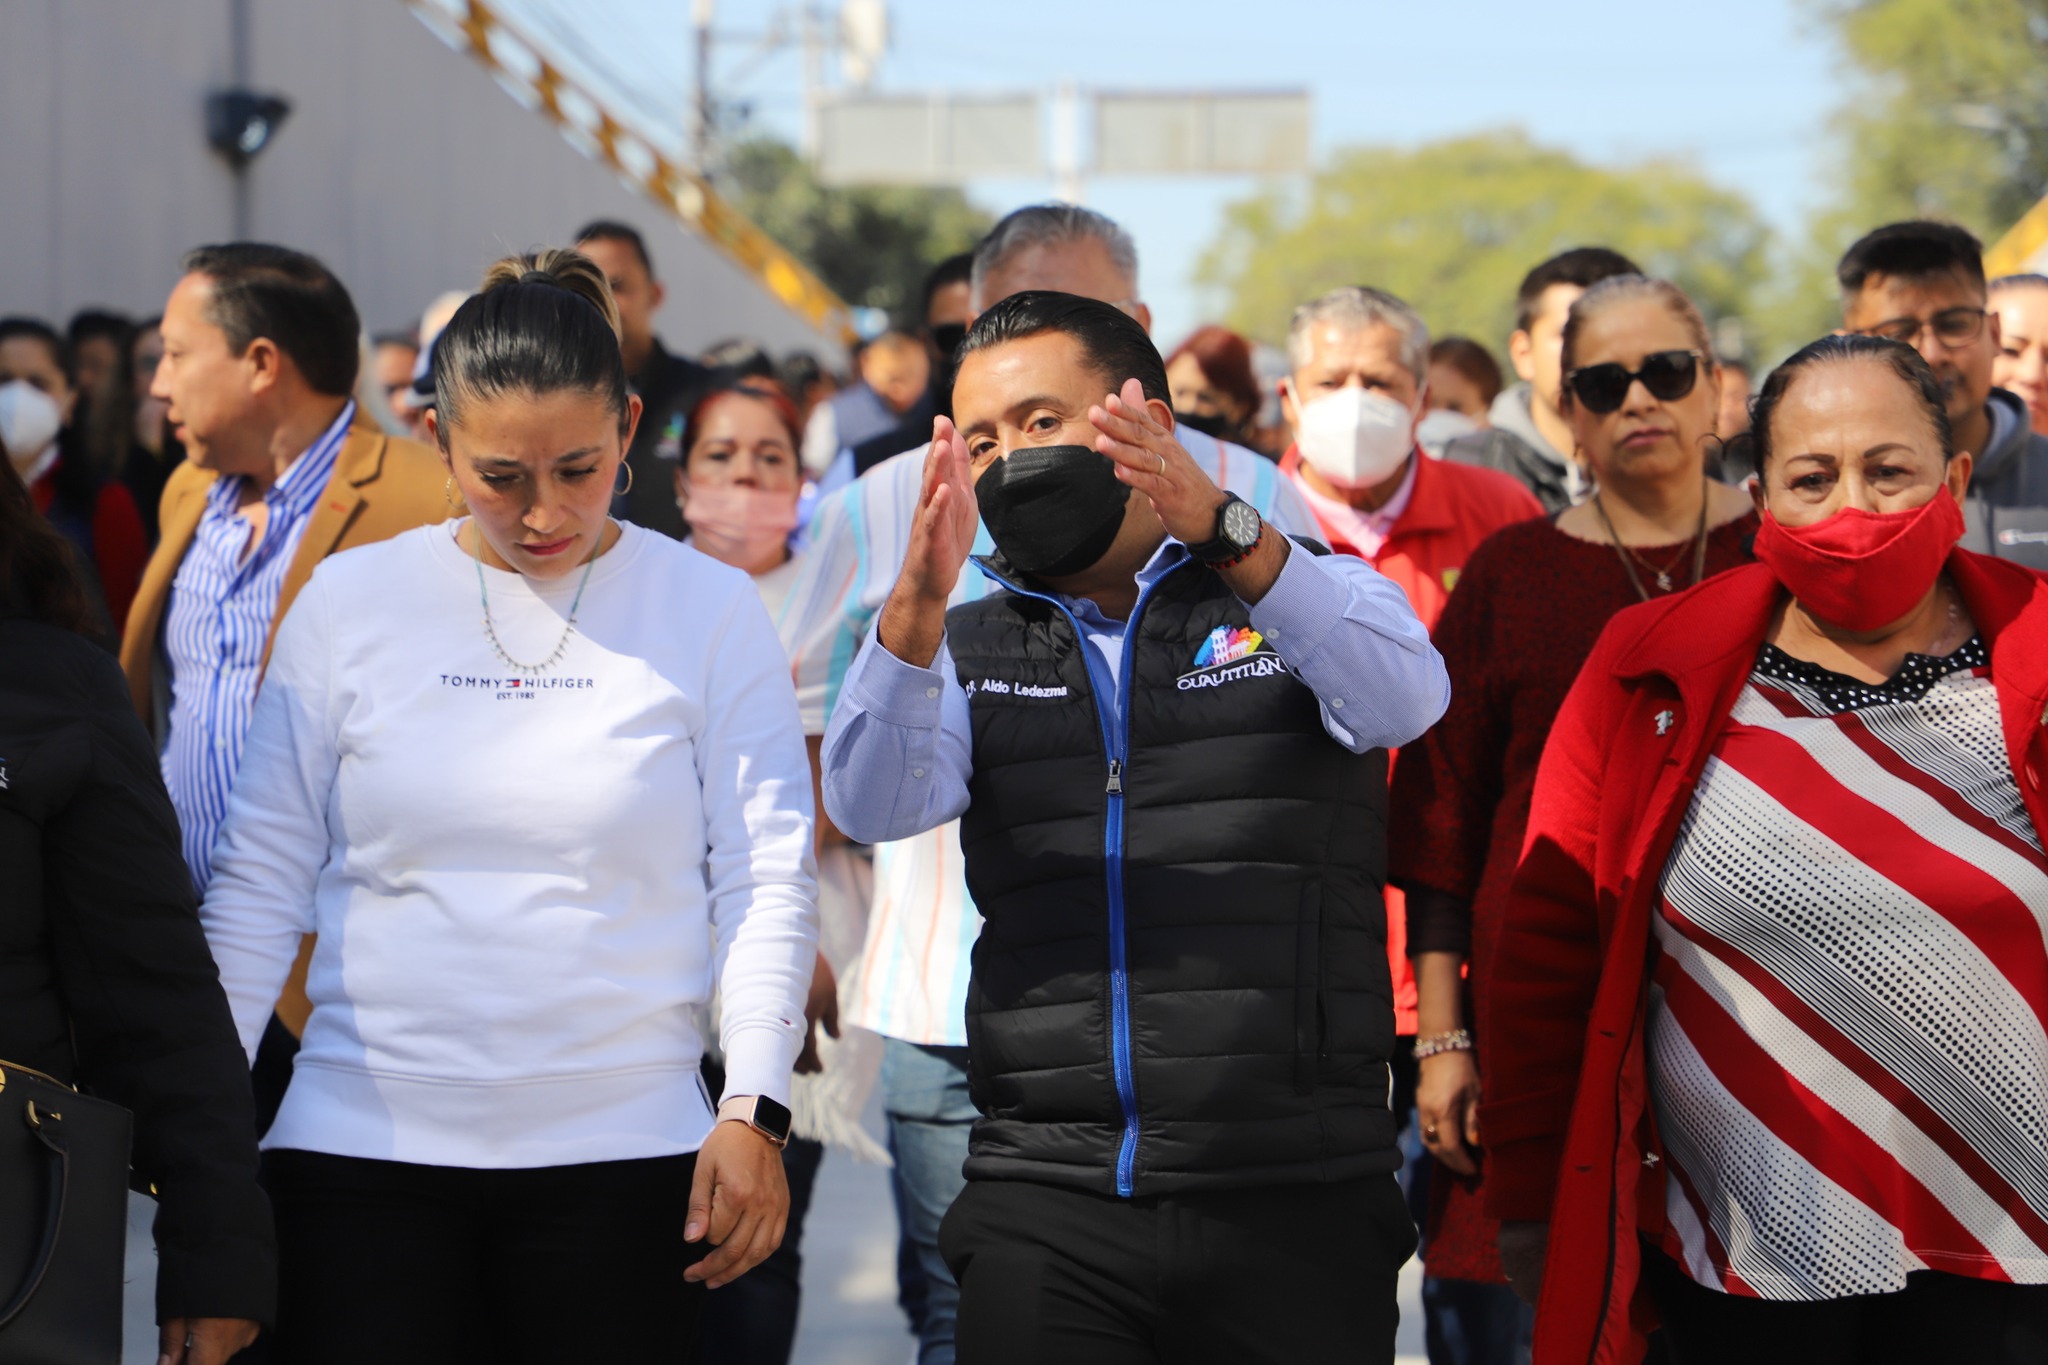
[0,1059,133,1365]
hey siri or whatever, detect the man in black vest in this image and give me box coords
[822,291,1449,1362]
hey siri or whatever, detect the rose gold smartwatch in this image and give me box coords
[715,1094,792,1149]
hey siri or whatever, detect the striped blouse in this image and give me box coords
[1650,637,2048,1300]
[161,403,352,890]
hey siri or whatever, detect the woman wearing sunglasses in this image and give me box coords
[1388,276,1753,1339]
[1484,332,2048,1362]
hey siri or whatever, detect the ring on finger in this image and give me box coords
[1154,452,1167,476]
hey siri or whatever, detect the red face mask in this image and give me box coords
[1752,484,1965,633]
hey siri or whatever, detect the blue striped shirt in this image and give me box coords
[162,403,354,890]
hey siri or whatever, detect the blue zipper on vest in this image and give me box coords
[973,558,1186,1197]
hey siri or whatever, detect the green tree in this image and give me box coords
[725,137,991,329]
[1811,0,2048,246]
[1196,131,1772,360]
[1755,0,2048,356]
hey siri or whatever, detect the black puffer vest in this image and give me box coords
[949,548,1395,1196]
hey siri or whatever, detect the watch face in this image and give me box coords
[1222,498,1262,550]
[754,1095,794,1142]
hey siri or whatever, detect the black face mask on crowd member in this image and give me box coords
[929,323,968,365]
[1172,409,1231,440]
[975,444,1131,579]
[927,323,969,419]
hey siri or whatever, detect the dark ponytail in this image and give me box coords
[431,248,629,444]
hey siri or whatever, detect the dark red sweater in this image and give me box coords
[1386,512,1756,1281]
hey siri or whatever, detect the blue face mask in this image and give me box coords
[974,444,1132,579]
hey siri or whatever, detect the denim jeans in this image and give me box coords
[882,1039,976,1365]
[1423,1275,1534,1365]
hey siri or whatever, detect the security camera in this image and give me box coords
[207,90,292,165]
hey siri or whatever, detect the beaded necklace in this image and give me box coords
[468,520,604,674]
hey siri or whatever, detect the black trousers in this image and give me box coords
[939,1172,1415,1364]
[262,1149,709,1365]
[1643,1245,2048,1364]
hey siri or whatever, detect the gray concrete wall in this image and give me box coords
[0,0,844,359]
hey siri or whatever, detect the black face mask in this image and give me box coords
[974,444,1131,579]
[927,324,968,419]
[1172,409,1231,440]
[929,323,967,362]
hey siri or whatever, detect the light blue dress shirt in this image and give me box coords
[822,536,1450,847]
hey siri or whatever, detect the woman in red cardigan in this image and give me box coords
[1486,334,2048,1363]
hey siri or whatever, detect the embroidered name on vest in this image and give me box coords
[966,678,1070,699]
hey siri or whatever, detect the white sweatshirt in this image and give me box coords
[200,521,818,1168]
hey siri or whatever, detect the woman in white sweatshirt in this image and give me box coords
[198,250,818,1364]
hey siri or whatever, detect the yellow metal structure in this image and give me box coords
[1987,193,2048,278]
[403,0,853,340]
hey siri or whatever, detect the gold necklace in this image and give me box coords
[1590,479,1710,602]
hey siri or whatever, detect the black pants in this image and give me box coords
[939,1173,1414,1364]
[262,1149,709,1364]
[1643,1245,2048,1364]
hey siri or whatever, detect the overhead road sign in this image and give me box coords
[1093,90,1311,177]
[816,93,1042,186]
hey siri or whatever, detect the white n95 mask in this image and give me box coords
[0,380,62,477]
[1294,386,1415,489]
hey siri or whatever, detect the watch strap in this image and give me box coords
[716,1094,791,1148]
[1209,526,1264,570]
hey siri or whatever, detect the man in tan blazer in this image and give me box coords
[121,243,447,1053]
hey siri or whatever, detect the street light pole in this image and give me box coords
[228,0,253,235]
[1053,81,1083,204]
[693,0,716,173]
[800,3,823,161]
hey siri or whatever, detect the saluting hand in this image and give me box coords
[1088,379,1226,543]
[879,416,976,669]
[1090,378,1289,603]
[903,415,977,606]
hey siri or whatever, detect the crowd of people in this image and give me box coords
[5,196,2048,1365]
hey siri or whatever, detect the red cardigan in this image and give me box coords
[1482,550,2048,1365]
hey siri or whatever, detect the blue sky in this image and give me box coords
[504,0,1845,346]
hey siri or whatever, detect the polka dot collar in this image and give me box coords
[1753,636,1988,714]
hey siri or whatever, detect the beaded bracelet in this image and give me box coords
[1411,1029,1474,1060]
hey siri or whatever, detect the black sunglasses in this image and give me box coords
[1565,350,1703,414]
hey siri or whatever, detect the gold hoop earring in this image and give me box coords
[443,476,466,512]
[615,461,636,496]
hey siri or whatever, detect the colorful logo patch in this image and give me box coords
[1192,625,1264,670]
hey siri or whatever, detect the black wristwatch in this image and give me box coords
[716,1094,793,1149]
[1189,494,1264,567]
